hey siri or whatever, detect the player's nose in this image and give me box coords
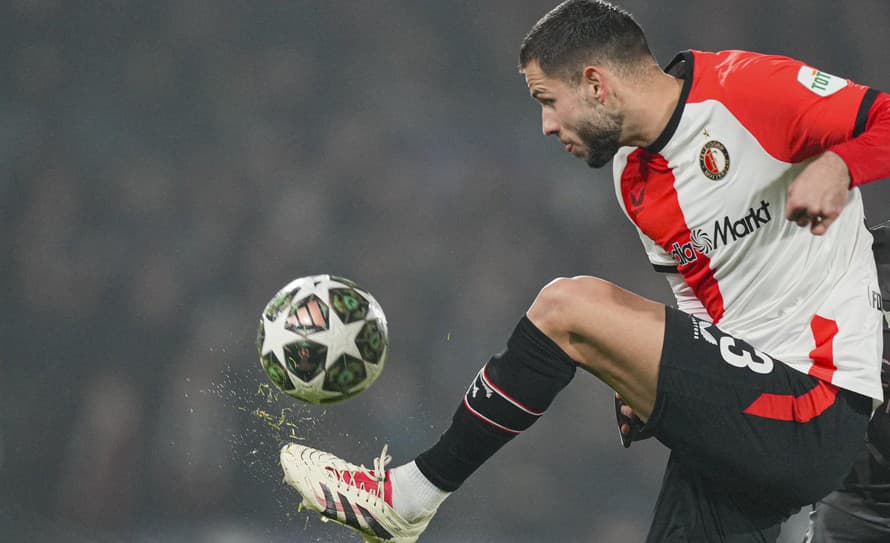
[542,109,559,136]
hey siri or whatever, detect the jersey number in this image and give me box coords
[719,336,775,374]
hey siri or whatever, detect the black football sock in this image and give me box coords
[414,315,578,491]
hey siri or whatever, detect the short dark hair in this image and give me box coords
[519,0,654,80]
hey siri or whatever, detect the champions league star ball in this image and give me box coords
[256,275,388,404]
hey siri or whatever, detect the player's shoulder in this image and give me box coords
[690,49,802,72]
[686,49,807,103]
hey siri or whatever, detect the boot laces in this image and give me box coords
[328,445,392,503]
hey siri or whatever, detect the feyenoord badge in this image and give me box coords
[699,140,730,180]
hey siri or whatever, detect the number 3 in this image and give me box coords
[719,336,775,374]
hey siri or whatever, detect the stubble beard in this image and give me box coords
[578,109,624,169]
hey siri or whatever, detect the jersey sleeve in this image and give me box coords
[830,90,890,187]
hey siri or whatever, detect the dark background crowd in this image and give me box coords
[2,1,889,541]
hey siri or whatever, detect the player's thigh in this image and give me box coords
[526,275,665,418]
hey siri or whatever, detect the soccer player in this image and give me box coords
[279,1,890,541]
[804,224,890,542]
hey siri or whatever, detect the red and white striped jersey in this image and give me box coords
[614,50,886,400]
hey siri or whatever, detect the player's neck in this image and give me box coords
[621,70,684,149]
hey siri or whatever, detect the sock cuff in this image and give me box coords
[415,452,460,492]
[509,315,579,379]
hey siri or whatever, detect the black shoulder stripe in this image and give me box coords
[653,263,679,273]
[854,88,880,137]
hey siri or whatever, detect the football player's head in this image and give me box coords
[519,1,656,168]
[519,0,654,85]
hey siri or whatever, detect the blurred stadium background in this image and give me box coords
[2,1,889,541]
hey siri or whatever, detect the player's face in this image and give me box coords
[525,61,623,168]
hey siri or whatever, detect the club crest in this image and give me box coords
[699,140,730,180]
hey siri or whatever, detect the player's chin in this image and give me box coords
[585,150,617,169]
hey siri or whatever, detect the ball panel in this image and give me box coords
[329,287,369,324]
[264,286,301,321]
[260,353,295,391]
[323,354,368,393]
[283,340,327,383]
[355,319,387,364]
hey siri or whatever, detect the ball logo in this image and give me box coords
[699,140,730,180]
[296,346,311,362]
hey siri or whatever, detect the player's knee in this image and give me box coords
[527,277,572,331]
[527,275,613,335]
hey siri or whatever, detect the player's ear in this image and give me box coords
[583,66,607,103]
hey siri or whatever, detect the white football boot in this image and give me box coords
[280,443,436,543]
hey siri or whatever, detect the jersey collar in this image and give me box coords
[644,51,694,154]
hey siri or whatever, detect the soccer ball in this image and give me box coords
[256,274,388,404]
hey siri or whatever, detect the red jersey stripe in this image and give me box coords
[808,315,839,382]
[620,149,726,322]
[742,314,841,421]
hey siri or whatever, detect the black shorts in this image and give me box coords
[646,307,871,542]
